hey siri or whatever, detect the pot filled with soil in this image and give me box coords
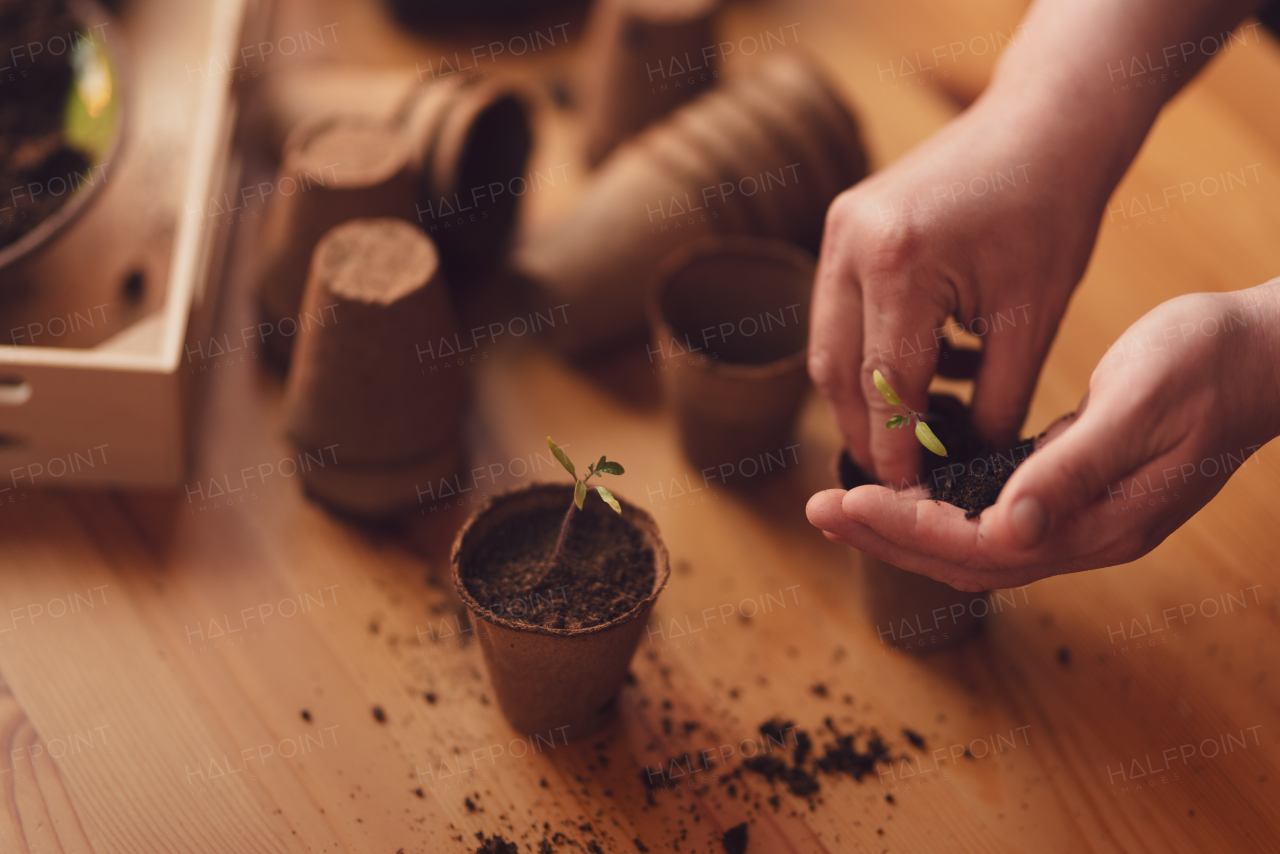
[837,392,1037,653]
[648,235,814,475]
[452,450,669,739]
[0,0,124,273]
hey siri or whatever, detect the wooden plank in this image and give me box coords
[2,0,1277,850]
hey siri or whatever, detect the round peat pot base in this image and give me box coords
[452,484,670,740]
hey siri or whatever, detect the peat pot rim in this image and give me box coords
[647,235,815,382]
[451,482,670,639]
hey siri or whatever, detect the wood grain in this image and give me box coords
[1,0,1278,851]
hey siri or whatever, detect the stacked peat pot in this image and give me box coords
[256,79,530,519]
[256,79,531,364]
[516,51,868,356]
[282,218,466,518]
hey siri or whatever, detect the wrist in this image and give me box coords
[1233,280,1280,442]
[976,61,1155,222]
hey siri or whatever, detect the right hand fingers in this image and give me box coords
[810,196,953,486]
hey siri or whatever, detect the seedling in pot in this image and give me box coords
[873,370,948,457]
[546,435,625,564]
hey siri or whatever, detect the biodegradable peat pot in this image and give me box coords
[517,51,867,356]
[452,483,670,739]
[282,217,466,518]
[413,82,532,279]
[257,114,419,363]
[579,0,721,166]
[836,450,988,653]
[648,236,814,473]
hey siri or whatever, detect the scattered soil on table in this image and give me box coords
[472,834,517,854]
[463,498,656,630]
[372,705,386,723]
[730,716,898,801]
[0,0,91,251]
[722,822,748,854]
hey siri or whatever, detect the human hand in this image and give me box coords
[808,88,1118,487]
[807,283,1280,590]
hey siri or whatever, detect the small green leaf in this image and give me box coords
[574,478,587,510]
[596,461,625,476]
[886,414,909,429]
[596,455,607,472]
[873,369,903,407]
[547,435,575,478]
[915,421,948,456]
[596,485,621,514]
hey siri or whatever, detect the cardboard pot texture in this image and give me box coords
[649,235,814,472]
[836,451,987,653]
[452,484,670,739]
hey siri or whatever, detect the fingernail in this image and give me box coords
[1010,497,1048,548]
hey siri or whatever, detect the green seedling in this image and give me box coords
[873,370,948,457]
[546,435,625,563]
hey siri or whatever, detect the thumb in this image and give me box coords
[989,401,1153,550]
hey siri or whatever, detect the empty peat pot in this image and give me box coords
[648,236,814,474]
[836,451,989,653]
[452,483,670,739]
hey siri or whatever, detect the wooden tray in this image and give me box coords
[0,0,256,490]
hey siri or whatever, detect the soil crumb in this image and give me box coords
[472,834,517,854]
[722,823,748,854]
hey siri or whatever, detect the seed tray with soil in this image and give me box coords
[1,0,122,266]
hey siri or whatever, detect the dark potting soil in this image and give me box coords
[841,395,1034,518]
[921,395,1035,519]
[733,716,897,801]
[722,823,748,854]
[464,498,656,630]
[916,396,1034,522]
[471,834,517,854]
[0,0,91,251]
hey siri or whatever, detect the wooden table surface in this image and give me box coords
[4,0,1280,852]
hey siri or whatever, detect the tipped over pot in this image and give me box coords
[452,483,670,739]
